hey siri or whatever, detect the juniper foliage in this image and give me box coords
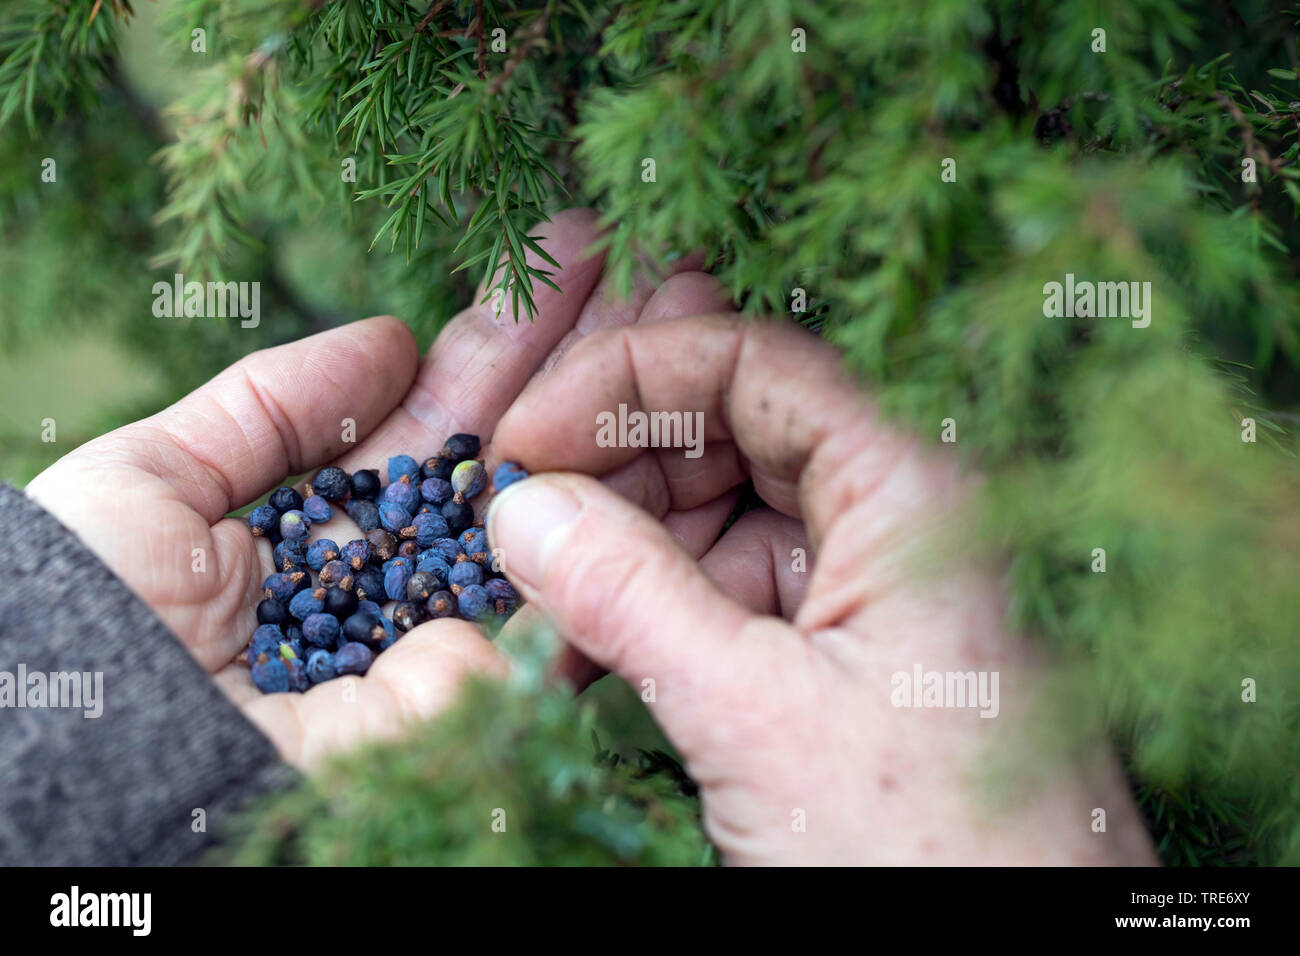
[4,0,1300,864]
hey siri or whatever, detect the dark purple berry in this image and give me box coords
[426,590,457,619]
[323,584,358,620]
[419,477,453,506]
[493,461,529,493]
[350,469,381,500]
[441,498,474,535]
[248,504,279,537]
[257,597,289,626]
[397,540,420,560]
[421,456,453,481]
[279,509,311,541]
[392,601,429,632]
[483,578,520,613]
[405,570,441,603]
[272,540,308,572]
[286,658,310,692]
[318,559,349,587]
[340,539,370,570]
[440,433,480,461]
[334,642,373,676]
[353,568,386,604]
[312,466,351,501]
[342,610,382,647]
[345,498,381,532]
[269,487,304,514]
[303,494,333,523]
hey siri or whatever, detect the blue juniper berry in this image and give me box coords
[455,584,491,620]
[448,559,484,593]
[411,511,450,548]
[305,649,337,684]
[492,461,529,493]
[251,654,290,693]
[247,504,279,537]
[303,612,341,648]
[334,642,373,676]
[306,538,340,572]
[378,501,414,535]
[345,498,381,532]
[303,494,333,523]
[387,454,421,484]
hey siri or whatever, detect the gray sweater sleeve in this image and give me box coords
[0,483,296,865]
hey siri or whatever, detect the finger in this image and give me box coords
[698,508,812,619]
[68,316,419,524]
[491,314,951,550]
[334,209,608,473]
[635,270,733,325]
[529,254,712,383]
[237,621,506,769]
[488,472,771,753]
[547,488,740,691]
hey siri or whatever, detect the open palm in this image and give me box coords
[24,209,734,768]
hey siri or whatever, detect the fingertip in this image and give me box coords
[637,271,735,324]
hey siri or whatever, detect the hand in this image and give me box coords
[24,209,735,769]
[486,313,1159,865]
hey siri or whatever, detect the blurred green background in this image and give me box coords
[0,0,468,486]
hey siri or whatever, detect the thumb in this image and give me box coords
[487,472,755,713]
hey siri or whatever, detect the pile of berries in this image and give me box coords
[243,433,529,694]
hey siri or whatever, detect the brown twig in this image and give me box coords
[475,0,487,78]
[415,0,454,35]
[487,6,552,96]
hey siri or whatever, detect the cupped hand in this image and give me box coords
[486,313,1159,865]
[24,209,735,769]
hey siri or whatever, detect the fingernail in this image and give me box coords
[487,476,582,588]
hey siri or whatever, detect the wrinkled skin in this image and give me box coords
[27,209,1155,864]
